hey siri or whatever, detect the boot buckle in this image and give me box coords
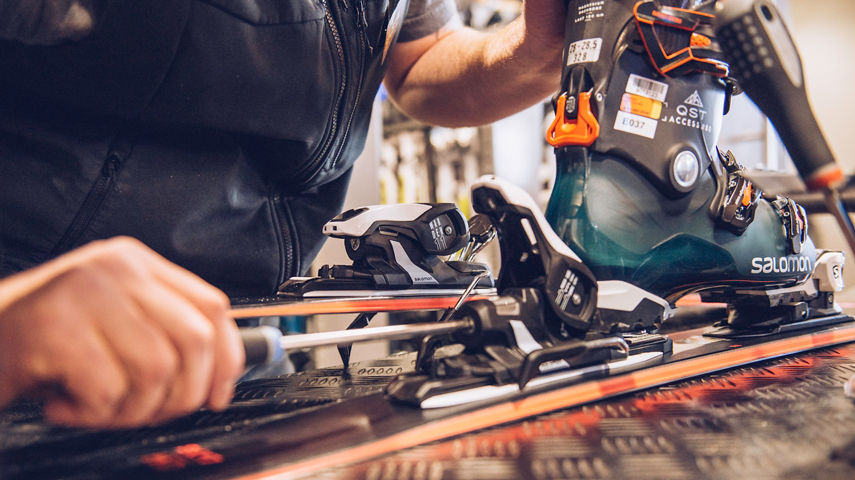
[546,92,600,147]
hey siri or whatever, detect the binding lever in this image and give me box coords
[470,176,598,339]
[454,214,497,262]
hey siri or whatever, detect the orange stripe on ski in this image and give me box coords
[233,324,855,480]
[230,296,490,318]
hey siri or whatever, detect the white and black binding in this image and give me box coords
[279,203,496,298]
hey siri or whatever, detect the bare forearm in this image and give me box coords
[387,17,563,128]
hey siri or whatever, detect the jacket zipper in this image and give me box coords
[329,0,368,172]
[292,0,371,184]
[290,0,348,186]
[272,0,367,287]
[50,152,123,256]
[355,0,373,56]
[270,192,296,287]
[272,1,369,282]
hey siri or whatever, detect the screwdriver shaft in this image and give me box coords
[279,318,473,350]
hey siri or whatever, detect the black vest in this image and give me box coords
[0,0,406,299]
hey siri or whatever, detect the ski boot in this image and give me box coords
[544,0,848,336]
[278,203,495,297]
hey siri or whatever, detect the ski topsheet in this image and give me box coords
[1,315,853,480]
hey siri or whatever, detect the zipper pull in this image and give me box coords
[355,0,374,55]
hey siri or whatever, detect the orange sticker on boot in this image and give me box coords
[620,93,663,120]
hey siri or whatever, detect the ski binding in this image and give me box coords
[278,203,496,298]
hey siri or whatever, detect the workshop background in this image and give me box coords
[304,0,855,368]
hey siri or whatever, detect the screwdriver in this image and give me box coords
[236,269,492,366]
[238,318,475,366]
[715,0,855,252]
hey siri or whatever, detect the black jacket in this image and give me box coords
[0,0,406,299]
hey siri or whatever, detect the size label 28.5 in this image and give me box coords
[566,38,602,65]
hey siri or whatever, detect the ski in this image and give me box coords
[232,320,855,480]
[1,314,853,479]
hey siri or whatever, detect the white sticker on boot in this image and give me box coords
[626,74,669,102]
[566,38,603,65]
[614,110,658,139]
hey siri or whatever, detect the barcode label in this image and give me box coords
[566,38,603,65]
[626,74,669,102]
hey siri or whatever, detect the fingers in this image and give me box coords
[41,330,134,427]
[94,237,244,416]
[130,241,245,410]
[91,283,182,428]
[0,237,245,428]
[100,238,243,423]
[206,316,244,410]
[130,282,217,422]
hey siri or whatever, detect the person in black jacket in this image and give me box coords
[0,0,566,428]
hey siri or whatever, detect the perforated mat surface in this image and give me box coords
[3,346,855,479]
[309,345,855,479]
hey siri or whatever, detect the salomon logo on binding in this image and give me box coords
[750,255,812,274]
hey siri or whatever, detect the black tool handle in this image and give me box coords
[240,326,284,367]
[716,0,841,189]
